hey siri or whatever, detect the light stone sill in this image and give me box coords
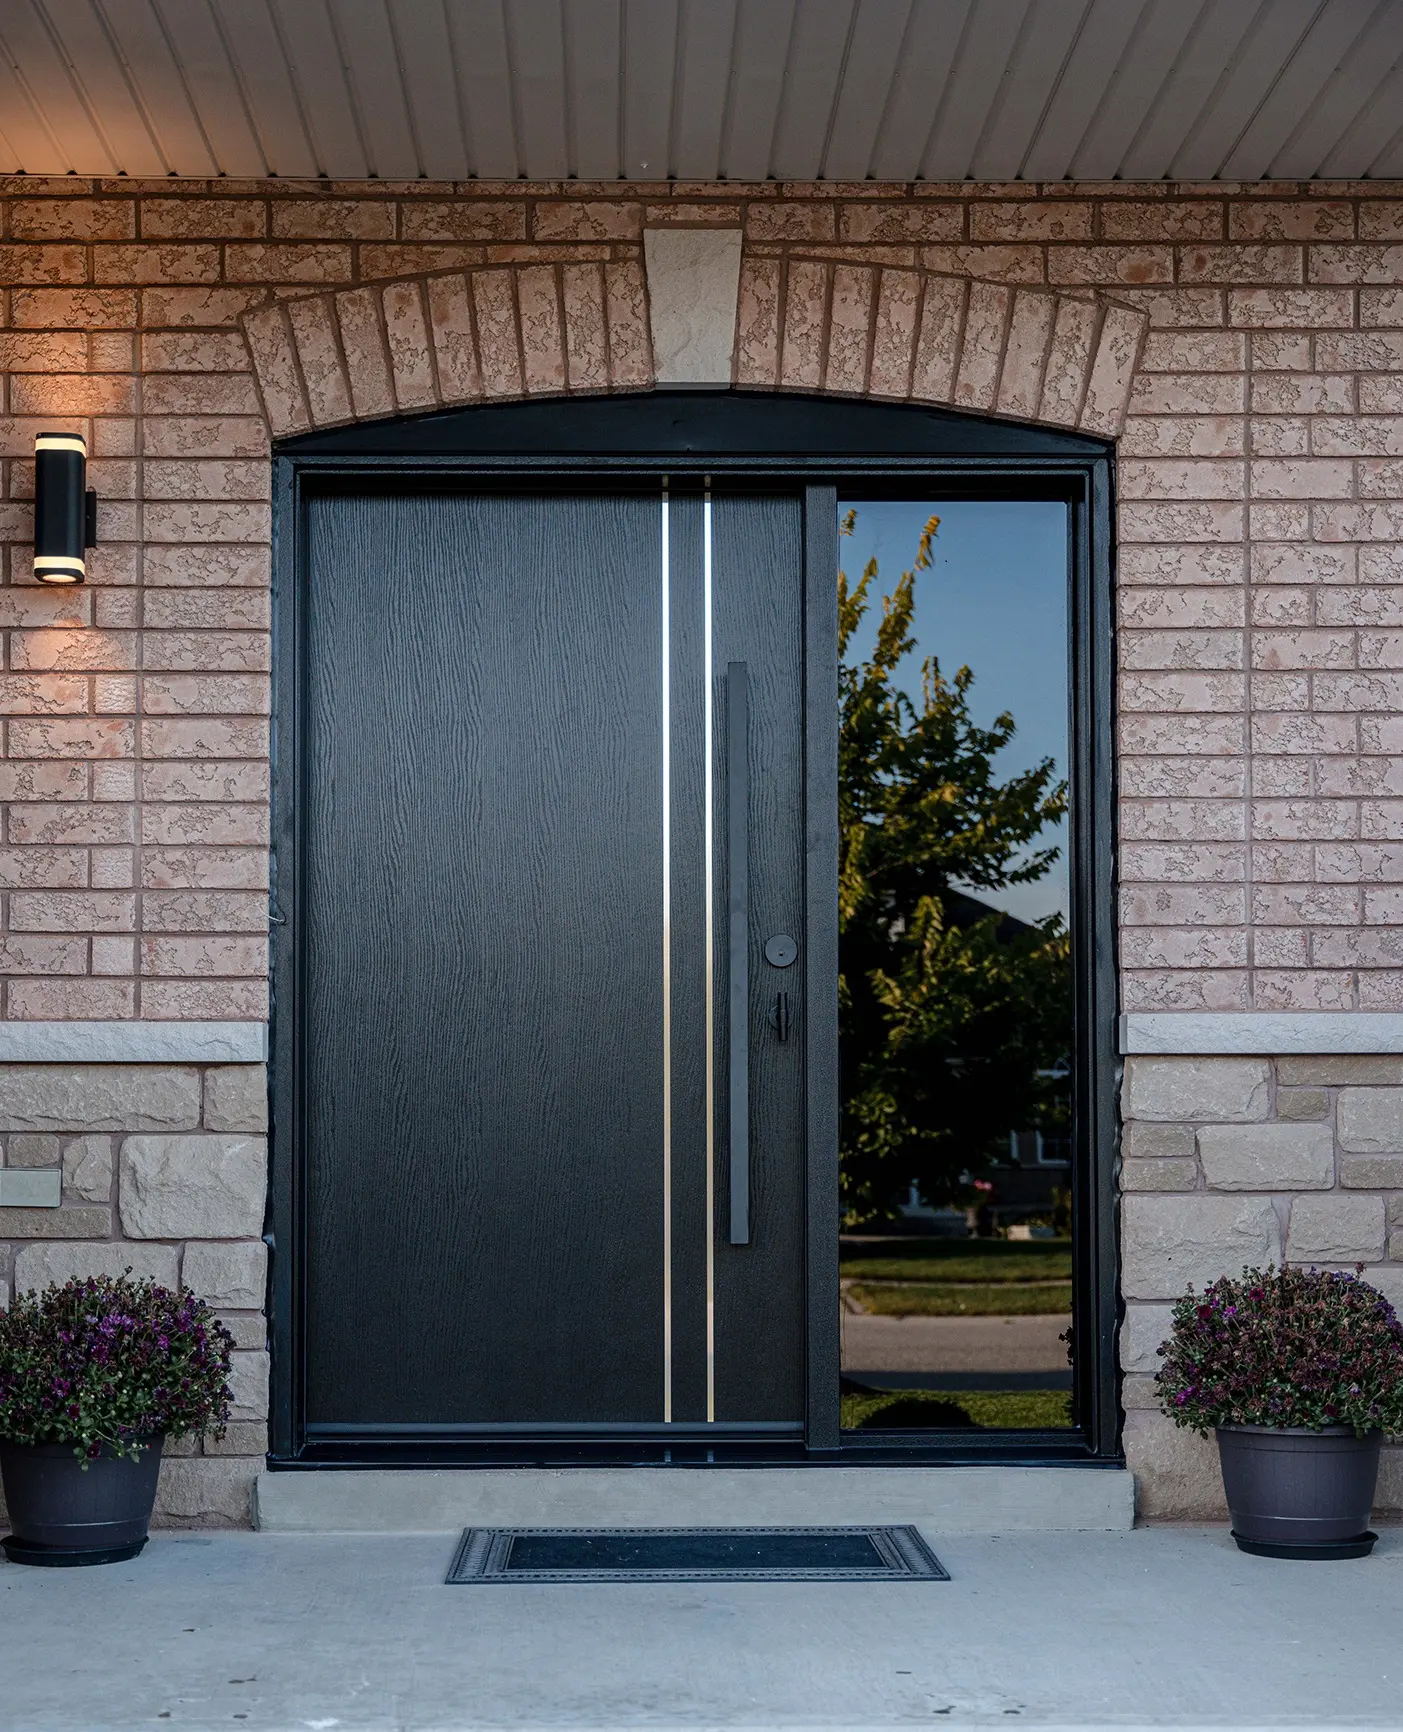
[0,1022,267,1064]
[1120,1012,1403,1055]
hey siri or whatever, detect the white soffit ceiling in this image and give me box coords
[1,0,1402,184]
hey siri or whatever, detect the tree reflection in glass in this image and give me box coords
[838,503,1075,1432]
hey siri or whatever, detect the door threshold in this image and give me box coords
[306,1421,804,1437]
[255,1463,1135,1533]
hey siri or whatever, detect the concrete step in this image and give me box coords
[255,1465,1135,1533]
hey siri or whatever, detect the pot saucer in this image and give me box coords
[1231,1530,1376,1560]
[1,1534,147,1567]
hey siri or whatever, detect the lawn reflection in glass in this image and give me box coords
[837,501,1074,1433]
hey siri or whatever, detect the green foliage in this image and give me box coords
[1157,1264,1403,1437]
[838,511,1072,1222]
[0,1274,234,1461]
[838,1237,1072,1283]
[846,1280,1072,1317]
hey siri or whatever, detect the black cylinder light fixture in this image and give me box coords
[33,432,97,585]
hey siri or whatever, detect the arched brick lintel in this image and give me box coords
[239,257,1148,444]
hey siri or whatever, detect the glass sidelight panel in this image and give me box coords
[836,499,1075,1436]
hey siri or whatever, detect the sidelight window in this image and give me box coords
[836,497,1077,1439]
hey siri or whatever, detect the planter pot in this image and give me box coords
[1215,1423,1381,1560]
[0,1435,164,1567]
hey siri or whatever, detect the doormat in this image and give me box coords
[445,1525,949,1583]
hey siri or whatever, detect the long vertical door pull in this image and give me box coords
[727,660,750,1246]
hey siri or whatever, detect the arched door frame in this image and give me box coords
[268,389,1118,1467]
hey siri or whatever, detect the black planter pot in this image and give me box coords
[0,1435,164,1566]
[1216,1423,1381,1559]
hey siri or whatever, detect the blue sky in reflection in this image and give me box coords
[840,499,1070,925]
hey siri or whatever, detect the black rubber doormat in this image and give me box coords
[446,1525,949,1583]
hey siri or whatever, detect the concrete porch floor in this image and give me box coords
[0,1527,1399,1732]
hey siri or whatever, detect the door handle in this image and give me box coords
[727,660,750,1246]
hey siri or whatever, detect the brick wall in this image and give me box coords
[2,177,1403,1520]
[3,177,1403,1018]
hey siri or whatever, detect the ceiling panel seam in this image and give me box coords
[24,0,118,173]
[914,0,977,182]
[0,20,73,173]
[1214,0,1336,182]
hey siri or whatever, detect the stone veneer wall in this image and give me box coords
[3,177,1403,1522]
[1123,1052,1403,1515]
[0,1061,266,1525]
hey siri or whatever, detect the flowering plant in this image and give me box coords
[0,1274,233,1461]
[1156,1265,1403,1438]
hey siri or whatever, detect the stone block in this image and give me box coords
[7,1133,60,1167]
[1124,1411,1227,1520]
[1359,1263,1403,1313]
[1286,1195,1386,1263]
[0,1065,200,1132]
[1121,1122,1196,1160]
[1337,1088,1403,1154]
[204,1422,268,1456]
[0,1169,61,1207]
[1376,1444,1403,1517]
[1119,1302,1175,1375]
[153,1456,256,1528]
[1120,1158,1198,1191]
[1276,1088,1328,1122]
[0,1206,108,1238]
[15,1239,179,1293]
[183,1239,266,1309]
[1277,1055,1403,1086]
[1391,1196,1403,1259]
[119,1135,266,1239]
[217,1312,266,1349]
[1196,1122,1333,1191]
[1340,1156,1403,1188]
[229,1349,270,1421]
[62,1135,113,1202]
[1122,1194,1281,1299]
[1122,1058,1270,1124]
[202,1064,268,1133]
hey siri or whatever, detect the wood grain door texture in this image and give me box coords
[298,482,806,1435]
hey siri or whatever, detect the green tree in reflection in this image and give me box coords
[839,511,1072,1225]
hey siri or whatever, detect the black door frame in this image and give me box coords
[267,391,1119,1469]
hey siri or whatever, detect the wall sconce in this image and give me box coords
[33,432,97,585]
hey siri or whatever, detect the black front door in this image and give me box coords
[294,482,809,1437]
